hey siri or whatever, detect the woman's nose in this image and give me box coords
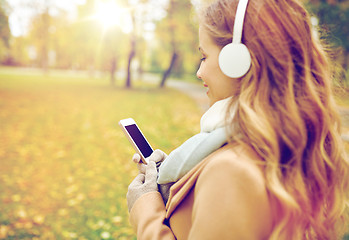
[196,67,202,80]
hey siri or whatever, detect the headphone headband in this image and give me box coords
[232,0,249,44]
[218,0,251,78]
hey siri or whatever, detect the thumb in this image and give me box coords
[146,149,167,163]
[132,153,141,164]
[129,173,145,188]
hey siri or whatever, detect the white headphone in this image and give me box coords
[218,0,251,78]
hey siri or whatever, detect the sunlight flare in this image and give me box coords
[94,1,133,33]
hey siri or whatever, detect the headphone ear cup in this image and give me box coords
[218,43,251,78]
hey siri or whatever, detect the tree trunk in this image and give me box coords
[160,52,178,88]
[110,56,117,87]
[41,10,49,73]
[159,0,177,88]
[125,42,135,88]
[125,11,136,89]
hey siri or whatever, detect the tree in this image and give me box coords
[156,0,198,88]
[125,9,136,88]
[50,12,77,69]
[0,0,11,63]
[29,9,50,71]
[100,26,126,87]
[306,0,349,70]
[25,0,76,71]
[74,0,103,74]
[123,0,163,88]
[124,0,153,88]
[159,0,178,88]
[7,36,31,66]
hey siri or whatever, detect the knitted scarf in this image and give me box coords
[157,97,236,203]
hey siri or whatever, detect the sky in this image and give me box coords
[5,0,168,38]
[6,0,86,37]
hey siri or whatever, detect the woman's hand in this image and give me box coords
[132,149,167,174]
[127,160,158,212]
[127,150,167,212]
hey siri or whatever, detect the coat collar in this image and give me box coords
[164,144,231,219]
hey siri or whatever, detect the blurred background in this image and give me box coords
[0,0,201,87]
[0,0,348,239]
[0,0,346,87]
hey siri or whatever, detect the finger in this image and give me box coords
[145,160,157,183]
[147,149,167,163]
[137,163,146,174]
[132,153,141,164]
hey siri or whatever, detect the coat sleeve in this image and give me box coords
[129,192,176,240]
[188,156,273,240]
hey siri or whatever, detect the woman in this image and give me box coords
[126,0,349,239]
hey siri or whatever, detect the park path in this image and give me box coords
[140,73,210,113]
[166,80,210,113]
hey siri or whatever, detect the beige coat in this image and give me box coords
[130,143,274,239]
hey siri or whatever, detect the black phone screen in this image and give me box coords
[125,124,153,158]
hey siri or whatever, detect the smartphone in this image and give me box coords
[118,118,153,164]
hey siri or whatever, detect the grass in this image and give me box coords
[0,67,202,239]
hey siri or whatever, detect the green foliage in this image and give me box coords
[0,67,201,239]
[306,1,349,52]
[0,1,10,63]
[154,0,199,76]
[3,0,202,85]
[7,36,31,66]
[304,0,349,85]
[99,26,128,71]
[28,11,51,69]
[0,1,10,48]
